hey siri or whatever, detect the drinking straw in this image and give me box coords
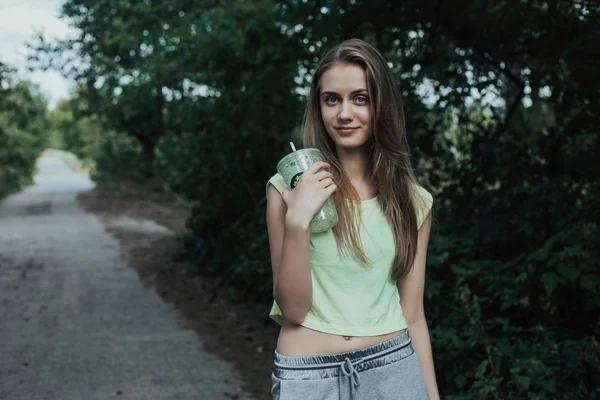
[290,142,297,152]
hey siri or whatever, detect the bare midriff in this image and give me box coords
[276,321,407,356]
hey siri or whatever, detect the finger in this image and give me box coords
[326,183,337,194]
[306,161,330,175]
[321,177,334,188]
[314,170,334,182]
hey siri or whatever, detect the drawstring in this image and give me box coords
[339,357,362,399]
[274,334,412,399]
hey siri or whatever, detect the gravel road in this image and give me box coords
[0,153,252,400]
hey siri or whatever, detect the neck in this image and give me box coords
[336,146,370,184]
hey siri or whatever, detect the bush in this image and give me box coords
[0,65,49,199]
[154,0,304,301]
[0,116,39,198]
[90,131,146,185]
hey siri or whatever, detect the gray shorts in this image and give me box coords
[271,329,429,400]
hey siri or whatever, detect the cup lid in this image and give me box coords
[277,148,323,171]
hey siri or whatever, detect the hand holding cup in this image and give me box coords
[276,145,339,233]
[281,161,337,227]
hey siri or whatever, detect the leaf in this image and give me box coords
[556,264,580,283]
[476,360,489,376]
[580,274,599,294]
[527,248,548,263]
[454,374,468,388]
[517,375,531,390]
[541,273,564,296]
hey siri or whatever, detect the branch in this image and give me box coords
[479,51,523,90]
[478,52,525,136]
[438,14,526,137]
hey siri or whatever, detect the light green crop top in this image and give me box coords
[266,173,433,336]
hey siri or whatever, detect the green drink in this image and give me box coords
[277,148,339,233]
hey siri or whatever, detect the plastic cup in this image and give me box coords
[277,148,339,233]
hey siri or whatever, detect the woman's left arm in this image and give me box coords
[397,212,440,400]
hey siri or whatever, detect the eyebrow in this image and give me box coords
[321,89,368,96]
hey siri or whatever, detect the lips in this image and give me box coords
[336,127,359,135]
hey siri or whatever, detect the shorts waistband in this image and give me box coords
[274,329,412,370]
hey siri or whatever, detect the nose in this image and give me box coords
[338,101,353,121]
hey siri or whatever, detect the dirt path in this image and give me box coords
[75,173,280,400]
[0,153,254,400]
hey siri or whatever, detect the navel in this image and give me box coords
[343,336,351,341]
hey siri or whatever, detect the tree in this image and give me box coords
[0,61,49,198]
[29,0,202,176]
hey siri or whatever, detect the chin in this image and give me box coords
[333,136,370,150]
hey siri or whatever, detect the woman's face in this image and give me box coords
[319,63,372,151]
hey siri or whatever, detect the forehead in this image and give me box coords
[320,63,367,93]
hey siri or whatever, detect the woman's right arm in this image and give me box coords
[266,162,336,325]
[266,185,312,324]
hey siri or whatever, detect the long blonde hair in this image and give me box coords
[303,38,425,281]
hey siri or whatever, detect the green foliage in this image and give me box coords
[427,181,599,398]
[154,0,304,301]
[0,116,37,197]
[46,92,144,184]
[89,130,144,184]
[48,97,104,162]
[0,62,49,198]
[29,0,190,175]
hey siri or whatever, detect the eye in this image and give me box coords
[324,96,339,105]
[355,95,369,104]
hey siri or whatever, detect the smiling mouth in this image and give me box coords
[336,127,359,134]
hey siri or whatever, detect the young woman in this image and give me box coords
[265,38,440,400]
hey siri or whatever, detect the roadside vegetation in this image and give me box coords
[0,62,49,199]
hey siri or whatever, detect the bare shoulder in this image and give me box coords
[267,183,286,218]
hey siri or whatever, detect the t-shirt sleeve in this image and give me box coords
[413,184,433,229]
[266,173,286,198]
